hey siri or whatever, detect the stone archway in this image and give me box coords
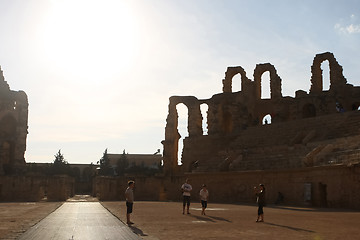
[253,63,282,100]
[222,66,251,93]
[309,52,347,94]
[262,114,272,125]
[162,96,202,175]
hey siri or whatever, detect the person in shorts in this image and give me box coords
[125,180,135,224]
[199,184,209,215]
[181,178,192,214]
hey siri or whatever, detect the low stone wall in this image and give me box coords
[47,175,75,201]
[183,164,360,209]
[94,164,360,209]
[0,176,46,201]
[0,175,75,202]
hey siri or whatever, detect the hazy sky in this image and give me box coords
[0,0,359,164]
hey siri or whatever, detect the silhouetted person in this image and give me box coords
[254,183,266,222]
[125,180,135,225]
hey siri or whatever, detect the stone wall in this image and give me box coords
[0,175,74,202]
[93,164,360,209]
[0,176,46,201]
[47,175,75,201]
[183,164,360,209]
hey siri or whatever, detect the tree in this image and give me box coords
[116,149,129,176]
[98,148,112,176]
[52,149,70,175]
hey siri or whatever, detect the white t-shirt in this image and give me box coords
[181,183,192,196]
[199,189,209,201]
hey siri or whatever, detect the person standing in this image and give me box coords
[199,184,209,215]
[181,178,192,214]
[254,183,266,222]
[125,180,135,225]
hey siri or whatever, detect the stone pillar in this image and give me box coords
[162,98,181,175]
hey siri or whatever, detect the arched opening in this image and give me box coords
[302,104,316,118]
[262,114,272,125]
[232,73,242,92]
[176,103,189,165]
[200,103,209,135]
[321,61,330,91]
[261,71,271,99]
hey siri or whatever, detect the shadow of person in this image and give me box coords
[207,215,232,223]
[128,225,148,236]
[264,222,315,233]
[188,214,216,222]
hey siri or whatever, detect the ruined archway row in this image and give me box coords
[222,63,282,100]
[222,52,347,98]
[162,52,359,175]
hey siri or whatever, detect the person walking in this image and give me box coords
[199,184,209,215]
[254,183,266,222]
[125,180,135,225]
[181,178,192,214]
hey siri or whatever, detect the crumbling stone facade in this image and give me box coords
[0,67,28,175]
[95,52,360,209]
[162,52,360,174]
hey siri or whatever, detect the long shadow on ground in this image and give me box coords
[264,222,315,233]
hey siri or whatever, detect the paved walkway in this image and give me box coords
[18,202,140,240]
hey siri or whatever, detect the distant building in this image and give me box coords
[107,153,162,173]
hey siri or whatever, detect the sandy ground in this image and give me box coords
[0,202,62,240]
[101,201,360,240]
[1,198,360,240]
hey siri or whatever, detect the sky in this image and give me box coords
[0,0,359,164]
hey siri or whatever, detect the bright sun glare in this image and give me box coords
[40,0,139,81]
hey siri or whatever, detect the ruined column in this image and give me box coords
[310,52,347,94]
[254,63,282,100]
[162,98,180,175]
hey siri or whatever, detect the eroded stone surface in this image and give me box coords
[162,52,360,174]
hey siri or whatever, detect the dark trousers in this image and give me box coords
[183,196,190,207]
[258,204,264,215]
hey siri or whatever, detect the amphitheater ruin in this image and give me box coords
[1,52,360,209]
